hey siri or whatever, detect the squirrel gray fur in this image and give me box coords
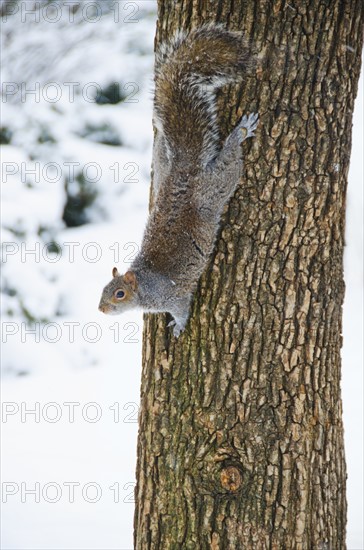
[98,25,258,336]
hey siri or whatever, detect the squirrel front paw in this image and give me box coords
[167,318,187,338]
[239,112,259,140]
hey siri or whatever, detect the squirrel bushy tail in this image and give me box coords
[154,26,252,166]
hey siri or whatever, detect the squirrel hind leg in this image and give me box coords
[213,111,259,168]
[205,111,259,184]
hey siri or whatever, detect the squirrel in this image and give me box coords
[98,25,258,337]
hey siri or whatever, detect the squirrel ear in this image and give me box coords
[112,267,120,278]
[123,271,137,291]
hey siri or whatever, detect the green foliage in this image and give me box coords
[0,127,12,144]
[77,122,122,146]
[62,172,98,228]
[95,83,128,105]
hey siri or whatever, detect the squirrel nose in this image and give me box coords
[99,304,107,313]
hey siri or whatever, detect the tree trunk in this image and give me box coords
[134,1,363,549]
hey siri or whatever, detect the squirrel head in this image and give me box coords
[98,267,139,315]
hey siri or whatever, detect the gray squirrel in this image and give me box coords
[98,26,258,336]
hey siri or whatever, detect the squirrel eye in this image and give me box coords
[115,289,125,300]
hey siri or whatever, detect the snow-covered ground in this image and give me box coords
[342,64,363,550]
[0,2,362,549]
[1,2,155,548]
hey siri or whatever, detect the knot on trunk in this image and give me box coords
[220,465,242,493]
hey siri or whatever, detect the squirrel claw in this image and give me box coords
[239,112,259,140]
[173,324,185,337]
[167,319,186,337]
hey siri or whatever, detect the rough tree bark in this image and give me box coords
[134,1,363,549]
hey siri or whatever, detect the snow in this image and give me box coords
[342,66,364,550]
[0,2,363,548]
[1,2,154,548]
